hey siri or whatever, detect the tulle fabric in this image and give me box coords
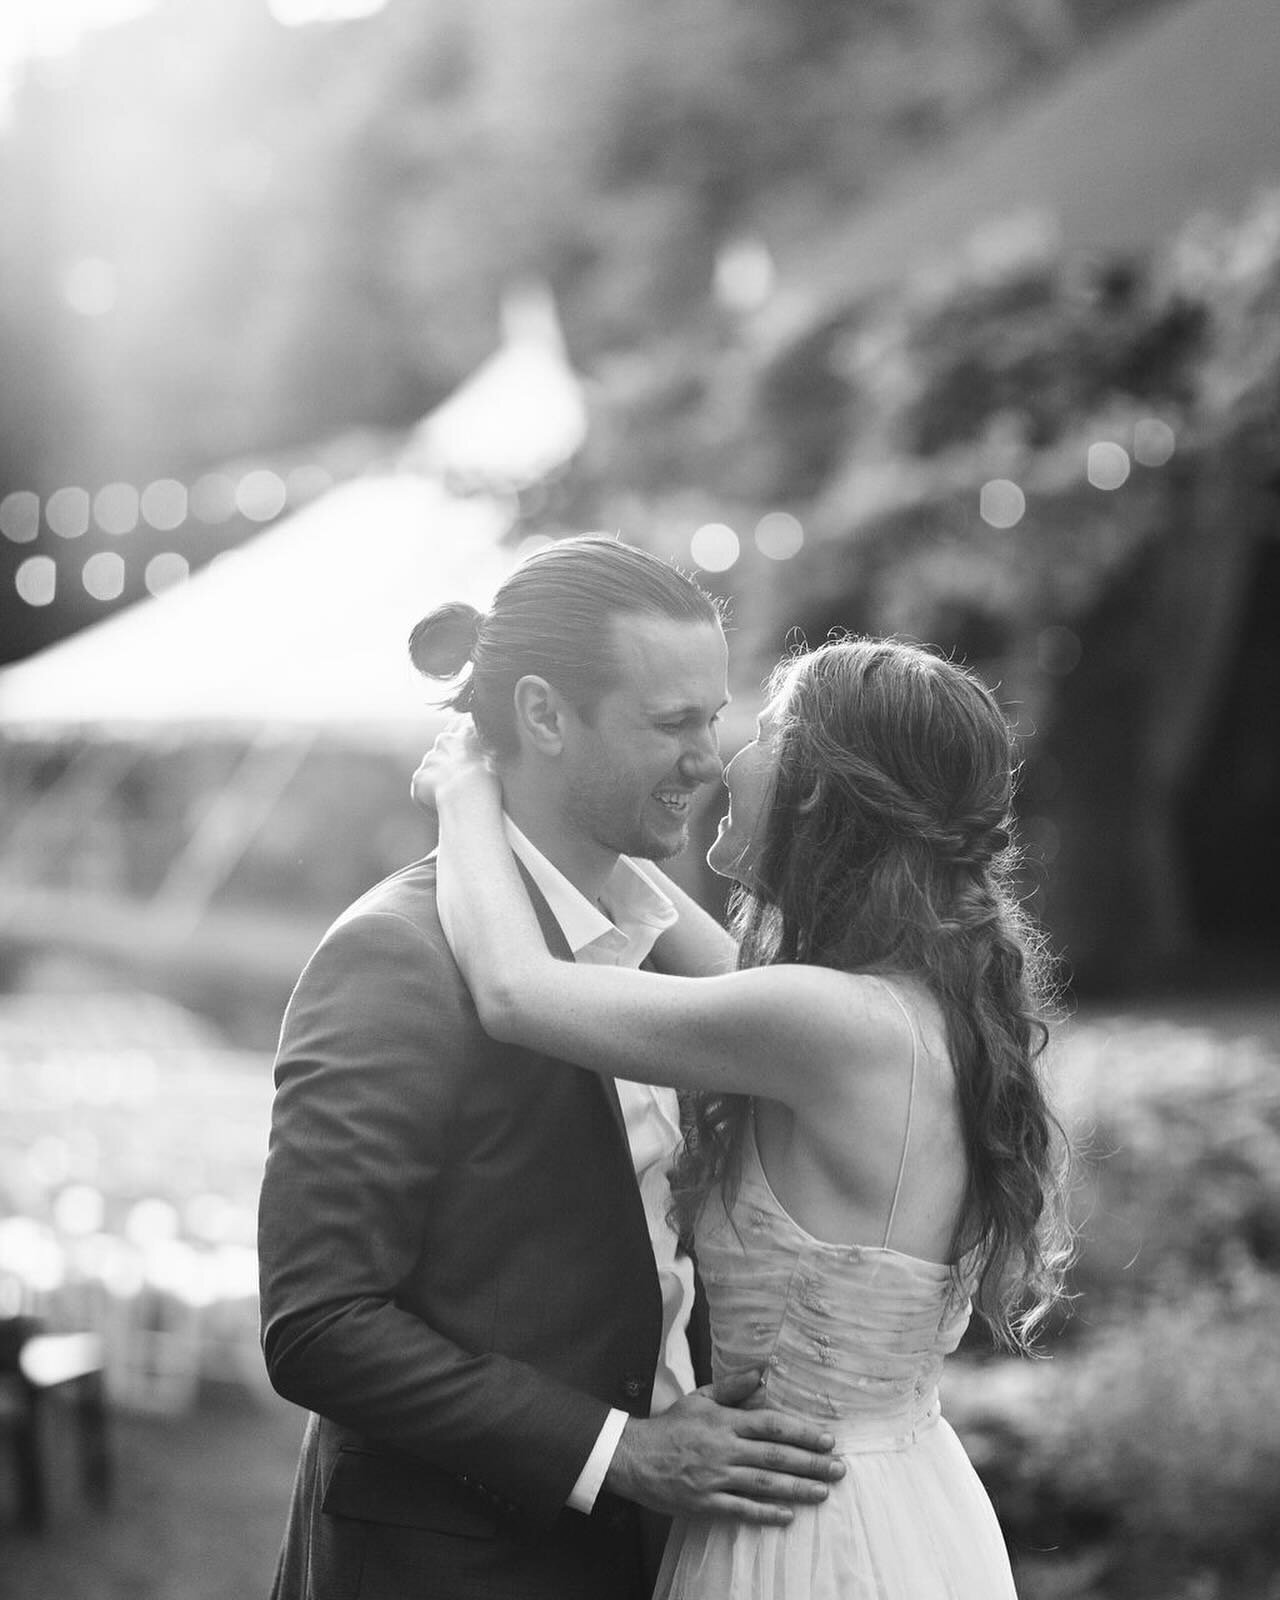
[654,1417,1016,1600]
[654,1119,1018,1599]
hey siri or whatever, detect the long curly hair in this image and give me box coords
[668,637,1073,1352]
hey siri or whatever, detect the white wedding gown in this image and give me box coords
[654,992,1019,1599]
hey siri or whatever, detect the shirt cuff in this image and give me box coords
[566,1408,630,1514]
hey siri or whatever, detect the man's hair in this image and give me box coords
[409,535,723,759]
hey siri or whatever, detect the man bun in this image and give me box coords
[408,602,484,679]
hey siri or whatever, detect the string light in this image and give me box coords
[979,479,1026,529]
[690,522,740,573]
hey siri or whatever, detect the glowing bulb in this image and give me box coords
[1133,418,1175,467]
[46,486,90,539]
[690,523,740,573]
[94,481,140,535]
[82,551,126,601]
[1087,441,1130,490]
[15,556,56,606]
[979,479,1025,529]
[754,512,804,562]
[0,490,40,543]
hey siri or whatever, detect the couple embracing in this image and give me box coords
[258,535,1070,1599]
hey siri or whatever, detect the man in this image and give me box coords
[258,537,840,1600]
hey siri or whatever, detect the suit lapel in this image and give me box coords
[514,859,632,1149]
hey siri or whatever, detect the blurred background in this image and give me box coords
[0,0,1278,1595]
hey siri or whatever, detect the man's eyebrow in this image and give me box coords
[646,695,732,718]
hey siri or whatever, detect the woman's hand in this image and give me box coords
[410,717,498,813]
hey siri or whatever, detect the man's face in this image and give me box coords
[558,614,730,861]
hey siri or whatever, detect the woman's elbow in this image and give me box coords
[472,978,524,1044]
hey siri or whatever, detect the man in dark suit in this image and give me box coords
[259,537,840,1599]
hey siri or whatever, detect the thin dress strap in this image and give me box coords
[875,978,919,1252]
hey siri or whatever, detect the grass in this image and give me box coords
[0,1384,304,1600]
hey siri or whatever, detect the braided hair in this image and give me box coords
[669,637,1072,1351]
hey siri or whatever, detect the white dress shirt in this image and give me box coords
[493,820,698,1512]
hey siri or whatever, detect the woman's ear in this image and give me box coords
[512,675,566,755]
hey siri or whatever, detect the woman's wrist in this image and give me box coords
[436,767,501,820]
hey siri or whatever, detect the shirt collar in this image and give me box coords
[503,817,678,958]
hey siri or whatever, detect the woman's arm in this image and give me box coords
[635,862,738,977]
[421,730,872,1110]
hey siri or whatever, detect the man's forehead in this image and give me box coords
[604,612,729,707]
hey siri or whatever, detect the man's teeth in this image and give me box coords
[655,791,689,811]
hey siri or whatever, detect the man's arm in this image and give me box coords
[258,907,608,1527]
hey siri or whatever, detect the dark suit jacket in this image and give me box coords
[259,856,706,1600]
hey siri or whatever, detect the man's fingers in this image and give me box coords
[730,1441,845,1485]
[711,1368,764,1407]
[704,1494,797,1527]
[733,1407,838,1456]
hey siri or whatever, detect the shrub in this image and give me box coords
[1055,1015,1280,1312]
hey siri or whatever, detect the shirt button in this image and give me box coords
[621,1375,645,1399]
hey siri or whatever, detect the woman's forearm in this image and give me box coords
[636,863,738,976]
[434,781,546,1036]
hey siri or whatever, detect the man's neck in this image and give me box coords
[500,783,619,907]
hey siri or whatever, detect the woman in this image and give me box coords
[415,636,1071,1600]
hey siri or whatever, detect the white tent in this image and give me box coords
[0,473,516,736]
[0,475,521,976]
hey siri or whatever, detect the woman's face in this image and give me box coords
[706,692,785,885]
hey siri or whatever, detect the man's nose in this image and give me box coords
[679,731,724,786]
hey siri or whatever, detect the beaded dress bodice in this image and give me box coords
[695,1120,973,1452]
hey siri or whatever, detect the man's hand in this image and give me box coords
[604,1373,844,1525]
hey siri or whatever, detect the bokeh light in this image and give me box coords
[979,479,1026,529]
[754,511,804,561]
[714,237,775,314]
[82,550,126,601]
[144,551,190,595]
[236,468,287,522]
[94,480,140,535]
[1133,417,1176,467]
[123,1197,181,1248]
[46,485,90,538]
[190,472,238,524]
[1087,440,1131,490]
[140,477,188,531]
[0,489,40,543]
[690,522,740,573]
[15,555,56,605]
[53,1183,106,1236]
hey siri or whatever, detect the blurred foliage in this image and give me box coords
[0,0,1174,496]
[575,187,1280,670]
[946,1013,1280,1599]
[1063,1017,1280,1306]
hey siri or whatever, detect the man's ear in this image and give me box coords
[512,675,567,755]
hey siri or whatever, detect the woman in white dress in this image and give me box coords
[415,636,1071,1600]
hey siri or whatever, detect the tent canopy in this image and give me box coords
[0,475,517,741]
